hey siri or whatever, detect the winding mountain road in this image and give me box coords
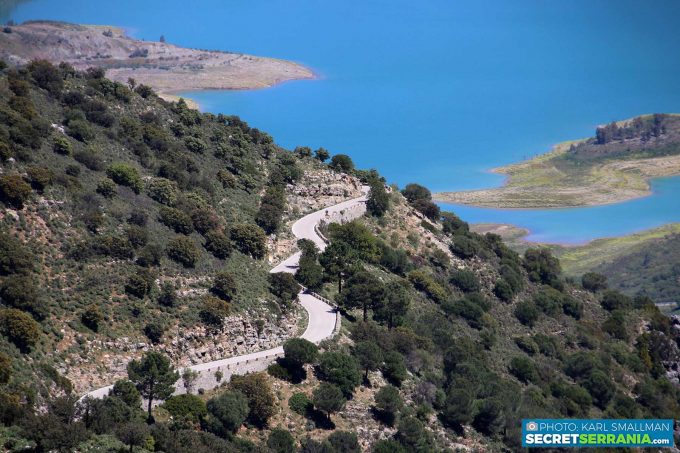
[81,188,368,401]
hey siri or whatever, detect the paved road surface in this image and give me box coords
[81,188,368,401]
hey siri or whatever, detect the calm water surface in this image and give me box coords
[6,0,680,242]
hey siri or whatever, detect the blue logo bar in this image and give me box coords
[522,419,675,448]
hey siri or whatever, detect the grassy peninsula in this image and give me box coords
[435,114,680,208]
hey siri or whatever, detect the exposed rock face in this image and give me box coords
[287,169,363,214]
[268,169,363,265]
[64,308,299,394]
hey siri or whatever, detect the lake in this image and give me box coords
[6,0,680,243]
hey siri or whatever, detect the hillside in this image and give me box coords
[0,21,314,104]
[0,62,679,452]
[435,114,680,208]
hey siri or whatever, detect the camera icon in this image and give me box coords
[526,422,539,432]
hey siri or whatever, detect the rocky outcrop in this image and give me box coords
[64,308,299,394]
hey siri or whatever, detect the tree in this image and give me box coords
[373,280,410,329]
[166,236,200,267]
[523,248,562,288]
[317,352,362,397]
[111,380,141,408]
[583,370,614,408]
[442,388,473,429]
[401,183,431,203]
[353,341,383,383]
[229,373,275,427]
[337,271,385,321]
[210,272,237,301]
[81,304,103,332]
[206,390,249,435]
[0,174,32,209]
[396,415,433,452]
[367,180,389,217]
[182,368,199,394]
[472,398,505,436]
[267,428,295,453]
[314,147,330,162]
[329,154,354,172]
[319,241,356,293]
[582,272,607,292]
[296,242,324,292]
[269,272,300,311]
[115,422,150,453]
[127,351,179,421]
[283,338,318,368]
[230,223,266,259]
[199,295,230,330]
[382,351,408,386]
[374,385,402,426]
[312,383,345,422]
[494,279,514,302]
[288,392,312,415]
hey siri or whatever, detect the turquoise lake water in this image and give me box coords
[5,0,680,243]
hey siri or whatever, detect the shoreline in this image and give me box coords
[433,128,680,209]
[1,21,316,106]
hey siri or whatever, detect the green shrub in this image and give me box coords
[66,119,94,142]
[53,135,72,155]
[514,336,538,355]
[125,268,155,299]
[159,206,193,234]
[601,290,632,311]
[199,295,230,329]
[407,270,447,303]
[204,231,232,259]
[0,308,41,352]
[163,394,207,422]
[509,356,537,383]
[184,136,207,154]
[0,174,32,209]
[288,392,312,415]
[147,177,178,205]
[106,163,142,194]
[450,269,480,292]
[582,272,607,292]
[73,148,104,171]
[81,304,103,332]
[210,272,237,301]
[144,322,164,344]
[494,279,514,301]
[514,300,540,327]
[230,223,266,259]
[96,178,117,198]
[166,236,200,267]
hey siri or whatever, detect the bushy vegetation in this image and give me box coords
[1,61,678,453]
